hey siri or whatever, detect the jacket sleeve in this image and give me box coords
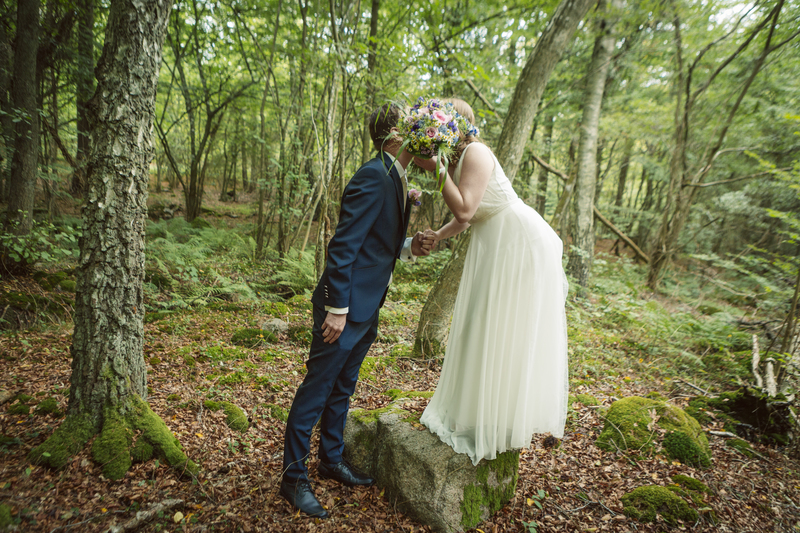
[323,167,385,309]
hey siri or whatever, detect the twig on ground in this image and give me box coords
[105,499,184,533]
[673,378,712,396]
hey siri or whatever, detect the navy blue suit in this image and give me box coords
[283,152,411,482]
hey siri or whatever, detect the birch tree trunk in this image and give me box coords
[566,0,620,287]
[413,0,597,357]
[29,0,198,481]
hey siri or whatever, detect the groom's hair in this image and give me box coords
[368,103,401,152]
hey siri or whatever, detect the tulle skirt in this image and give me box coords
[420,199,569,465]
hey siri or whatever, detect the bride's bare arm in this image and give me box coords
[440,143,493,223]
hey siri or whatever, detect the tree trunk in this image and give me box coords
[647,0,786,290]
[493,0,598,183]
[413,0,597,357]
[0,25,13,201]
[535,114,554,215]
[615,135,633,208]
[360,0,380,163]
[567,0,619,288]
[5,0,40,235]
[72,0,94,197]
[29,0,197,481]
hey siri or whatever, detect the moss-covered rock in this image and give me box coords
[460,451,520,529]
[663,431,711,468]
[0,503,12,530]
[287,294,312,310]
[596,396,709,458]
[230,328,277,348]
[190,217,212,229]
[264,301,290,318]
[621,485,699,525]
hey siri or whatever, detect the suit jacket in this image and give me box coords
[311,151,412,323]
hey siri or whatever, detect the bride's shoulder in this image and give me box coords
[461,142,495,173]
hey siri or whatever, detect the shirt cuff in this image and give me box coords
[400,237,417,263]
[324,306,349,314]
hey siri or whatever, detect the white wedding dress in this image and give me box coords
[420,143,569,465]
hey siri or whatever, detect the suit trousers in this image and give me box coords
[282,304,379,482]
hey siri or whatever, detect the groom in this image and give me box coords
[280,103,431,518]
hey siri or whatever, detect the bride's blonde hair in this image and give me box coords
[445,98,490,166]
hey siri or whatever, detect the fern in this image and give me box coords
[273,250,317,295]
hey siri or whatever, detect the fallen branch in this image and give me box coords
[673,378,712,397]
[708,431,738,438]
[106,499,184,533]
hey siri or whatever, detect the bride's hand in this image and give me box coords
[413,156,437,172]
[424,228,440,250]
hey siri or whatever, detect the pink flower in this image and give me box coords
[418,107,429,115]
[425,127,437,138]
[408,188,422,207]
[432,110,452,123]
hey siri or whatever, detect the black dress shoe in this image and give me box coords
[279,478,329,518]
[318,459,375,487]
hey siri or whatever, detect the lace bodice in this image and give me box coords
[453,143,519,224]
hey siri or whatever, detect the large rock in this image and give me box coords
[596,396,711,466]
[344,398,519,532]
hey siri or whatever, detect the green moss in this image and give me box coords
[204,400,221,411]
[58,280,77,293]
[264,301,290,317]
[92,408,134,480]
[685,396,715,426]
[460,451,520,529]
[663,431,711,468]
[0,503,11,529]
[621,485,699,525]
[207,303,243,312]
[144,311,173,324]
[130,438,154,463]
[671,474,712,495]
[29,413,94,469]
[596,396,709,457]
[287,325,312,346]
[149,356,161,366]
[14,393,33,404]
[34,398,61,416]
[359,355,397,381]
[129,396,199,476]
[573,393,599,406]
[390,344,414,357]
[220,402,249,432]
[266,403,288,423]
[230,328,277,348]
[183,355,196,367]
[190,217,212,229]
[349,406,402,425]
[167,394,181,403]
[287,294,312,310]
[6,403,29,416]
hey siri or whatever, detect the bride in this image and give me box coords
[415,98,569,465]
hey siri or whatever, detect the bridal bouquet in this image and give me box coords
[399,97,478,190]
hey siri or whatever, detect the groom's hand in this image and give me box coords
[322,312,347,344]
[412,231,434,256]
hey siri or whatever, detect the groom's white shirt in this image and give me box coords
[326,153,416,316]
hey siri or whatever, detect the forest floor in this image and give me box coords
[1,202,799,532]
